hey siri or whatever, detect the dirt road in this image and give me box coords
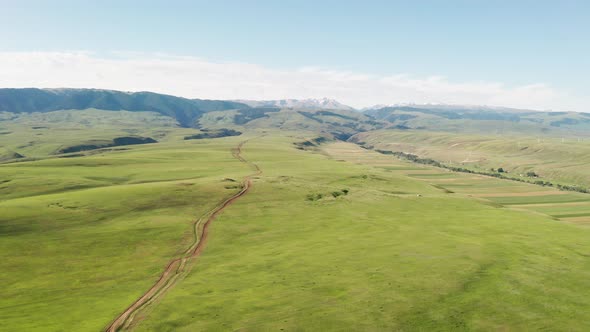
[105,140,261,331]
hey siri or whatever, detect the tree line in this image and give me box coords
[367,147,589,194]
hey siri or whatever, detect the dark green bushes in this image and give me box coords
[307,189,349,201]
[184,129,241,140]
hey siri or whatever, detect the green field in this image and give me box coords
[0,136,252,331]
[131,138,590,331]
[2,110,590,331]
[487,194,590,205]
[352,130,590,188]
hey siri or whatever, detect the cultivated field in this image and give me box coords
[325,142,590,226]
[352,130,590,188]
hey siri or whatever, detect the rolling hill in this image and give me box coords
[3,88,590,331]
[0,88,248,127]
[198,107,384,139]
[363,104,590,136]
[3,88,589,137]
[2,88,589,189]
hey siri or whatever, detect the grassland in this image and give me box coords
[352,130,590,188]
[0,109,200,160]
[0,135,252,331]
[3,120,590,331]
[133,139,590,331]
[327,142,590,225]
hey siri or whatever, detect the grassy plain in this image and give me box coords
[0,136,252,331]
[352,130,590,188]
[0,109,198,159]
[3,115,590,331]
[330,142,590,224]
[135,139,590,331]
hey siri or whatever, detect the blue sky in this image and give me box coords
[1,1,588,110]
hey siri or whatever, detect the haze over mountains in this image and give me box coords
[2,88,564,116]
[235,98,355,111]
[1,88,589,137]
[0,88,248,127]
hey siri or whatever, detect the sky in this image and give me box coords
[1,0,588,111]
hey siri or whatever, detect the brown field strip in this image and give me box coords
[474,191,570,198]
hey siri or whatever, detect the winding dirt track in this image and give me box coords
[105,140,261,332]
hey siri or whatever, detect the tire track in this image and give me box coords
[105,139,261,332]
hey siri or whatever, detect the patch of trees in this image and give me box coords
[294,137,328,150]
[184,129,242,140]
[554,183,589,193]
[390,124,411,130]
[60,144,103,154]
[306,188,349,201]
[550,118,580,127]
[332,189,349,197]
[233,107,280,125]
[370,147,589,194]
[315,110,357,121]
[331,132,353,141]
[112,137,156,146]
[58,136,157,154]
[490,167,518,174]
[306,193,324,201]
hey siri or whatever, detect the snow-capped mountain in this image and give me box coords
[235,98,355,111]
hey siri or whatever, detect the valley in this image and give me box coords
[4,3,589,331]
[1,89,590,331]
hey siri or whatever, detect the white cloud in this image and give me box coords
[0,51,585,111]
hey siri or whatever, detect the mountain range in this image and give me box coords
[1,88,589,136]
[234,98,355,111]
[0,88,248,127]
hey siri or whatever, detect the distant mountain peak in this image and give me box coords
[235,98,355,111]
[361,103,541,113]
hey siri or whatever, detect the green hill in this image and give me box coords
[365,105,590,136]
[351,129,590,189]
[199,107,384,140]
[2,89,589,190]
[0,88,248,127]
[3,89,589,137]
[3,89,590,331]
